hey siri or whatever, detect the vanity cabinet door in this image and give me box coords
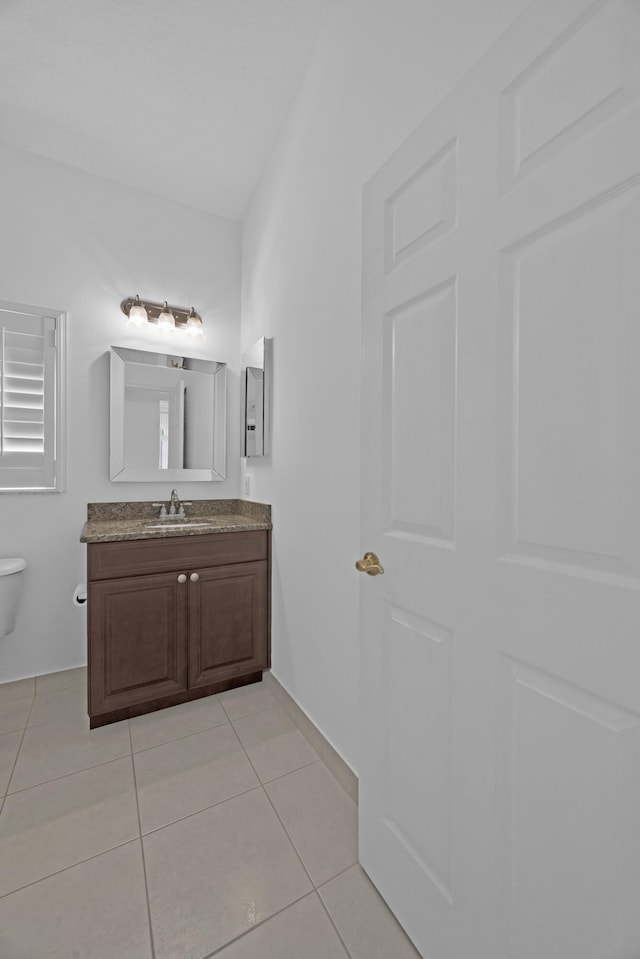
[88,571,188,717]
[187,561,269,689]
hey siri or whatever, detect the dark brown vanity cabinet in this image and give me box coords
[87,531,270,727]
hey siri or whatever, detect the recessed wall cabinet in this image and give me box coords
[241,337,272,458]
[87,531,270,728]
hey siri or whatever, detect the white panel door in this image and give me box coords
[359,2,640,957]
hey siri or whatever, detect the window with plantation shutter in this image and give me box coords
[0,303,66,492]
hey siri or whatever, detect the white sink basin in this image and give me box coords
[144,522,215,530]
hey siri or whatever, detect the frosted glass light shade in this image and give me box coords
[157,302,175,330]
[185,309,204,338]
[127,296,148,327]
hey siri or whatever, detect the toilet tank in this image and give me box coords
[0,557,27,637]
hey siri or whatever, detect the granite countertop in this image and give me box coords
[80,499,271,544]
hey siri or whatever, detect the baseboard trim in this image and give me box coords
[0,666,87,700]
[262,670,358,805]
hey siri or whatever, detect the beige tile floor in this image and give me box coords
[0,669,421,959]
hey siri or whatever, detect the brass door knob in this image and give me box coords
[177,574,187,584]
[190,572,200,582]
[355,552,384,576]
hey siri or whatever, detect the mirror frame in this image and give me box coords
[110,346,227,482]
[241,337,272,458]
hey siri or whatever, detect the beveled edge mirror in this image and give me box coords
[110,346,227,482]
[241,337,272,458]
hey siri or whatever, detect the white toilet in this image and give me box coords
[0,558,26,638]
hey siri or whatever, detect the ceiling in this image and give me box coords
[0,0,339,220]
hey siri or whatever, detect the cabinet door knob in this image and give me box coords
[177,574,187,584]
[190,572,200,582]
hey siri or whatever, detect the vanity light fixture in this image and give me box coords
[120,296,204,338]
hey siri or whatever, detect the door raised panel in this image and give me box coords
[188,562,268,688]
[89,573,187,715]
[497,183,640,582]
[385,138,458,272]
[383,606,454,903]
[500,0,640,189]
[497,657,640,959]
[385,279,457,545]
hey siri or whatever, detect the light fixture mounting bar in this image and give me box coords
[120,297,201,328]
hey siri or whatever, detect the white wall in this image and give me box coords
[241,0,531,773]
[0,143,241,682]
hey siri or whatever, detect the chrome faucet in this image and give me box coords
[169,488,183,517]
[152,489,190,520]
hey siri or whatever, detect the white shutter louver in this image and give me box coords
[0,305,65,491]
[2,328,46,453]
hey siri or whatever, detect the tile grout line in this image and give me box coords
[0,692,34,706]
[218,698,280,725]
[128,699,327,841]
[131,716,230,755]
[4,745,132,798]
[199,719,326,959]
[259,768,359,896]
[139,783,264,839]
[135,700,323,958]
[259,756,320,787]
[2,750,133,797]
[225,712,359,896]
[24,697,91,730]
[129,695,284,839]
[0,837,141,901]
[316,880,358,959]
[264,672,358,805]
[0,695,37,817]
[317,860,362,889]
[136,742,340,840]
[127,679,287,752]
[226,719,319,887]
[34,669,87,697]
[200,852,361,959]
[201,890,327,959]
[128,722,157,959]
[137,743,331,839]
[0,669,86,702]
[224,699,360,958]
